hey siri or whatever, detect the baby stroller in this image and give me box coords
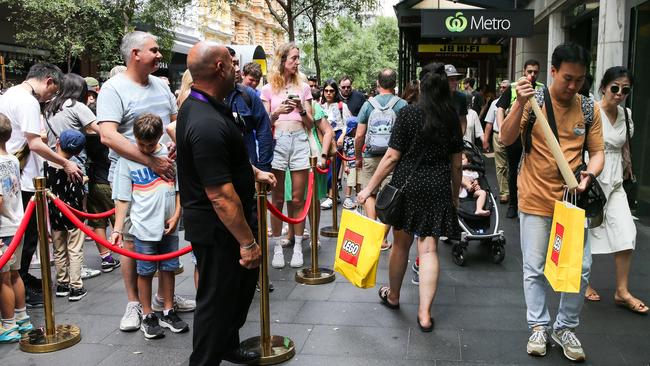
[445,140,505,266]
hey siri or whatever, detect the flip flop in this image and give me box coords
[615,297,649,315]
[417,316,434,332]
[378,286,399,309]
[584,289,601,302]
[380,241,392,251]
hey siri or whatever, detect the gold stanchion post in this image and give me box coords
[296,157,335,285]
[240,182,295,364]
[320,156,339,237]
[20,177,81,353]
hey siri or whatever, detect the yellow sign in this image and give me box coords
[418,44,502,54]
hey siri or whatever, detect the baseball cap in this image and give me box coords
[444,64,463,78]
[59,130,86,155]
[85,77,99,92]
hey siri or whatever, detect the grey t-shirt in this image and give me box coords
[45,99,96,147]
[96,73,177,181]
[112,145,178,241]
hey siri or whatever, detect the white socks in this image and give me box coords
[294,235,303,253]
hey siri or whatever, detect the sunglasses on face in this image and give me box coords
[323,89,335,93]
[340,86,351,90]
[610,85,631,95]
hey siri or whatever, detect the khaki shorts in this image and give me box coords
[359,156,392,195]
[345,168,357,187]
[87,183,115,229]
[0,236,22,272]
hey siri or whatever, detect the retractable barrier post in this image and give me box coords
[296,157,336,285]
[20,177,81,353]
[320,155,339,237]
[241,182,295,364]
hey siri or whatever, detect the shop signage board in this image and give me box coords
[421,9,534,37]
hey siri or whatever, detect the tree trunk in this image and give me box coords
[287,0,295,41]
[310,12,321,84]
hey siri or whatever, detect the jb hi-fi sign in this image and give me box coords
[421,9,534,37]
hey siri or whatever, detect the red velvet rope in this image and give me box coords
[64,202,115,219]
[266,171,314,224]
[336,150,355,161]
[315,161,330,175]
[49,196,192,261]
[0,200,36,269]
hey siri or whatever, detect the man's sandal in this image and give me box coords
[378,286,399,310]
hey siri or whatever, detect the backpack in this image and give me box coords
[364,96,400,155]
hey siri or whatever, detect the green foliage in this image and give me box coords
[0,0,191,72]
[308,16,398,91]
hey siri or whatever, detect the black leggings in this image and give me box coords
[19,191,38,282]
[505,139,522,209]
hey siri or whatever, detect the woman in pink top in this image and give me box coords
[261,42,314,270]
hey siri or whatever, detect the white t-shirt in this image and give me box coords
[463,109,483,143]
[484,99,500,132]
[322,102,351,132]
[0,155,24,237]
[0,86,44,192]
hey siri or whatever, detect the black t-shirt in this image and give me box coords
[342,90,366,117]
[176,88,255,245]
[453,91,468,118]
[85,134,110,184]
[45,163,84,230]
[496,87,513,110]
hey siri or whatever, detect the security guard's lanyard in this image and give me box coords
[189,90,245,133]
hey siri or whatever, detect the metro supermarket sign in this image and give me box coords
[421,9,534,37]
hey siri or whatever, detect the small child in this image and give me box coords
[45,130,88,301]
[342,119,358,210]
[0,113,32,343]
[460,152,490,216]
[110,113,187,340]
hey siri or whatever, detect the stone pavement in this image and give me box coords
[1,159,649,366]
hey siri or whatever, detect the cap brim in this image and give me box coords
[446,73,463,77]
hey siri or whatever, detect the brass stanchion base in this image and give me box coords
[20,324,81,353]
[295,268,335,285]
[240,335,295,365]
[320,226,338,237]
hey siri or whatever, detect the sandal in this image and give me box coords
[380,241,392,251]
[378,286,399,309]
[584,288,601,302]
[417,316,434,332]
[615,296,649,315]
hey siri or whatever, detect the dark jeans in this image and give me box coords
[19,191,38,283]
[327,130,343,191]
[189,238,259,366]
[505,139,523,209]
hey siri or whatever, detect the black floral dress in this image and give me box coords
[387,105,462,237]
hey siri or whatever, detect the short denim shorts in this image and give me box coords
[134,235,180,276]
[272,129,310,171]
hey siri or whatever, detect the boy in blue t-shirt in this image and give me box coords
[110,113,187,339]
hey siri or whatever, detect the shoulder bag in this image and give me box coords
[621,107,638,210]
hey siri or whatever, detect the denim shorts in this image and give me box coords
[272,129,310,171]
[0,236,20,272]
[134,235,180,276]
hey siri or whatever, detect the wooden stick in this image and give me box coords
[529,97,579,190]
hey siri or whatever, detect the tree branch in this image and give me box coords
[264,0,289,31]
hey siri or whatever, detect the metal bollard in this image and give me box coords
[320,155,339,237]
[240,182,295,364]
[296,157,336,285]
[20,177,80,353]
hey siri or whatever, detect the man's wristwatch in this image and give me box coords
[299,110,307,116]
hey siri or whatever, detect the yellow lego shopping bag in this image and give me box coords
[334,210,387,288]
[544,200,586,293]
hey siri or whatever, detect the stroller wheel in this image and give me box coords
[491,243,506,264]
[452,243,467,266]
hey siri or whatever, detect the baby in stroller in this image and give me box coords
[460,152,490,216]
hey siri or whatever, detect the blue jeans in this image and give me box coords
[519,212,592,331]
[134,235,180,276]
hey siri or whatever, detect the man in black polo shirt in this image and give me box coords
[177,41,276,366]
[339,75,366,117]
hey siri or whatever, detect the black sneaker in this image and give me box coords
[68,287,87,301]
[256,280,275,293]
[141,313,165,339]
[158,309,189,333]
[55,283,70,297]
[25,286,44,308]
[24,273,42,290]
[506,206,518,219]
[101,256,121,273]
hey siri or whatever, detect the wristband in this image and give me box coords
[299,110,307,117]
[112,230,122,235]
[241,239,257,250]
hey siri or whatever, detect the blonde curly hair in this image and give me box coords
[267,42,306,93]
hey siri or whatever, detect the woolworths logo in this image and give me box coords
[444,11,512,33]
[445,12,468,32]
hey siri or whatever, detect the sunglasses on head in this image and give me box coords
[610,85,631,95]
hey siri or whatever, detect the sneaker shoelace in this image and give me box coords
[529,329,547,344]
[560,330,581,347]
[126,303,141,318]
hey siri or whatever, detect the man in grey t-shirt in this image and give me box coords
[97,31,179,332]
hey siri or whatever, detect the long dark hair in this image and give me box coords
[418,62,461,144]
[599,66,634,94]
[45,73,88,117]
[321,79,341,104]
[401,80,419,104]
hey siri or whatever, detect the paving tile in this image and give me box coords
[294,300,417,328]
[0,343,114,366]
[246,299,306,324]
[95,345,191,366]
[406,328,461,361]
[100,323,193,348]
[431,304,527,331]
[235,321,314,354]
[287,281,336,301]
[300,324,409,359]
[272,354,434,366]
[454,286,525,308]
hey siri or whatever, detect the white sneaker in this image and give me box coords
[151,294,196,313]
[303,228,310,240]
[272,246,285,268]
[290,250,304,268]
[281,224,289,236]
[321,197,333,210]
[81,266,101,280]
[343,197,355,209]
[279,237,294,248]
[527,326,549,356]
[120,302,143,332]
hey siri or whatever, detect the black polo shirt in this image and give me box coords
[342,90,366,117]
[452,91,468,118]
[176,88,255,245]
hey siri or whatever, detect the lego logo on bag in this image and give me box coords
[551,223,564,265]
[339,229,364,266]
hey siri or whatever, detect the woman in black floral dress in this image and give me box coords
[358,62,463,331]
